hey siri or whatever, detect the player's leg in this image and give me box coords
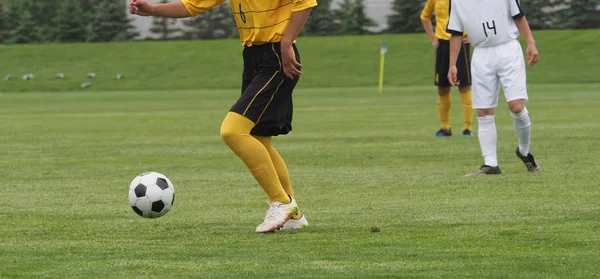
[499,40,540,172]
[252,136,294,197]
[458,86,473,136]
[220,112,298,233]
[457,43,473,137]
[221,113,289,204]
[437,87,452,136]
[507,99,540,172]
[248,43,307,230]
[222,44,298,232]
[253,135,308,229]
[467,46,502,176]
[435,40,452,137]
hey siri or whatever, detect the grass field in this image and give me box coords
[2,81,600,277]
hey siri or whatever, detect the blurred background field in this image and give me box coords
[0,30,598,92]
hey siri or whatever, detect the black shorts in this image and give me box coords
[435,39,471,87]
[230,43,300,137]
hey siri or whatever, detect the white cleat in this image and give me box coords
[281,215,309,230]
[256,196,298,233]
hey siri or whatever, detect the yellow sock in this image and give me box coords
[438,94,451,130]
[460,90,473,131]
[254,135,302,219]
[220,112,290,204]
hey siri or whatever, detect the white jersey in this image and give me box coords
[447,0,524,48]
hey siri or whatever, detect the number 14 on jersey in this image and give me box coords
[482,20,497,37]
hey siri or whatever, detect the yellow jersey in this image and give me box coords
[181,0,318,47]
[420,0,464,40]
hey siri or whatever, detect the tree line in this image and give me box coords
[387,0,600,33]
[149,0,600,40]
[0,0,138,44]
[1,0,598,44]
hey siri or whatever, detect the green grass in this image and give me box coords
[0,29,598,92]
[1,82,600,278]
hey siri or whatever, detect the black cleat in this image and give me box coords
[462,129,472,137]
[435,129,452,137]
[515,147,541,172]
[466,165,502,176]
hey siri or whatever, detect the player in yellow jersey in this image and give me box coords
[421,0,473,137]
[129,0,316,233]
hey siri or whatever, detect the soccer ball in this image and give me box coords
[128,172,175,218]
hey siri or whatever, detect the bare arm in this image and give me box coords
[514,16,535,45]
[281,9,313,47]
[130,0,191,18]
[150,1,191,17]
[420,0,437,47]
[280,8,312,79]
[514,16,540,66]
[447,34,463,86]
[421,19,436,43]
[449,34,463,67]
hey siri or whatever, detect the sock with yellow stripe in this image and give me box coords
[220,112,290,204]
[438,93,451,130]
[460,89,473,131]
[253,135,303,220]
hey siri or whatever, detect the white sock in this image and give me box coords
[477,115,498,167]
[511,107,531,156]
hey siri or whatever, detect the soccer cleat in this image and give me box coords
[465,165,502,176]
[281,215,308,230]
[256,196,298,233]
[281,215,309,230]
[515,147,541,172]
[435,129,452,137]
[462,129,472,137]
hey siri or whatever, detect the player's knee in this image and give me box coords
[508,100,525,114]
[220,125,236,145]
[458,85,471,93]
[220,119,240,145]
[220,112,255,145]
[438,87,451,96]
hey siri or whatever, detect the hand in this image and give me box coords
[281,43,302,79]
[129,0,152,16]
[431,37,439,48]
[462,36,470,44]
[526,43,539,67]
[448,65,460,87]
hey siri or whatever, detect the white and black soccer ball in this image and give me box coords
[128,172,175,218]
